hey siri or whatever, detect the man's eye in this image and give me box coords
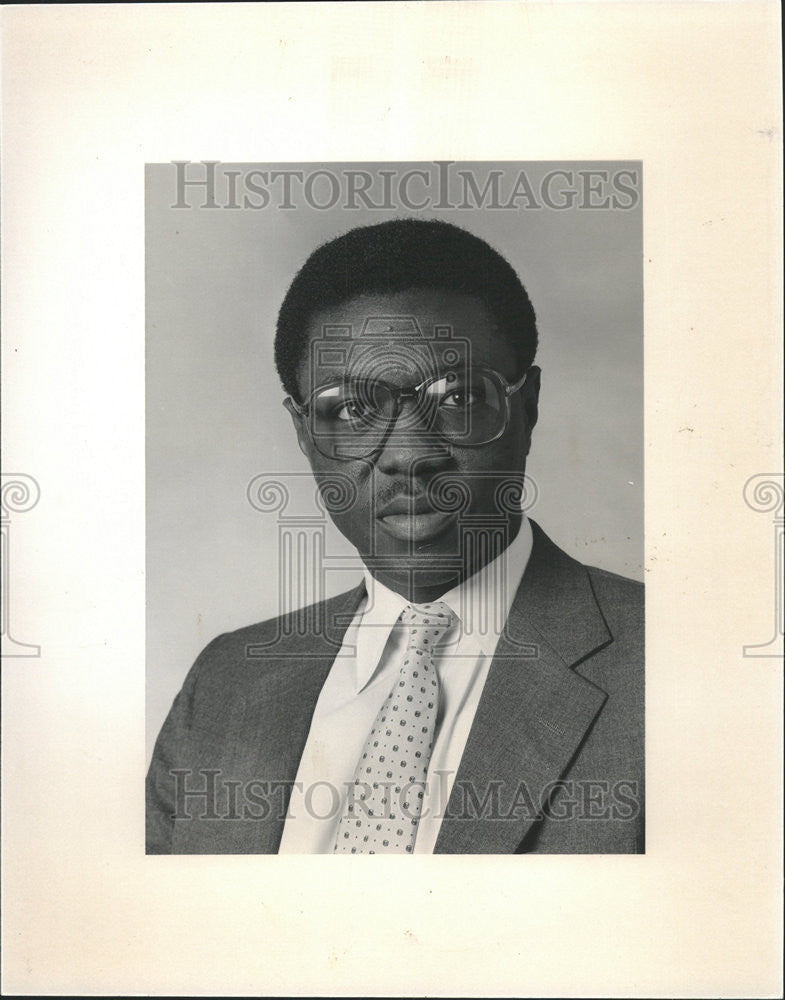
[441,388,479,408]
[334,399,368,421]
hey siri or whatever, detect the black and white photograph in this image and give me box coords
[2,3,781,996]
[145,161,645,855]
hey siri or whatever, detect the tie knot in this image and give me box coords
[400,601,455,630]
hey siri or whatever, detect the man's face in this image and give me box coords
[286,288,540,601]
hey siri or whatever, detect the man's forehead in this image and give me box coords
[305,288,496,334]
[296,289,515,392]
[355,315,424,337]
[308,322,471,382]
[310,314,458,342]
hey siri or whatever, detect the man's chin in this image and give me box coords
[363,559,463,602]
[361,520,464,598]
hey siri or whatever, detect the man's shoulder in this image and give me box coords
[193,582,366,670]
[585,563,644,603]
[583,563,644,646]
[528,519,643,613]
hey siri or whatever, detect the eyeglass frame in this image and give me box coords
[285,363,531,458]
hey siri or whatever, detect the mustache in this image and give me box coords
[315,470,526,518]
[374,475,476,516]
[315,474,456,515]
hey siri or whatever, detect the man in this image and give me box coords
[146,218,644,854]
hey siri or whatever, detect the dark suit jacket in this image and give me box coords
[147,521,644,854]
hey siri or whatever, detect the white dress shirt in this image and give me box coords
[278,517,533,854]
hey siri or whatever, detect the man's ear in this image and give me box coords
[523,365,541,431]
[283,397,311,458]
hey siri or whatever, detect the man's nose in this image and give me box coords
[373,400,452,475]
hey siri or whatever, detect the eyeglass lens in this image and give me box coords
[309,370,506,457]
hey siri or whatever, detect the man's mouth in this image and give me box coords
[376,507,457,543]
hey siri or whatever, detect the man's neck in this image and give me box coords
[364,515,523,604]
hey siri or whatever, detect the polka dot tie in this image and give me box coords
[334,601,455,854]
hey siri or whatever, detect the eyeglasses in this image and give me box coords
[287,365,529,461]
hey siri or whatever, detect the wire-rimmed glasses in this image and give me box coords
[287,365,529,461]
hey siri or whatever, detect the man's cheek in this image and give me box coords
[329,505,372,549]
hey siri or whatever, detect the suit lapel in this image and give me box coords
[232,583,367,853]
[435,522,611,854]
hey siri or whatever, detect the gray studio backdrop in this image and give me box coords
[146,161,643,761]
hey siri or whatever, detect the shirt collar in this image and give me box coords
[353,516,533,691]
